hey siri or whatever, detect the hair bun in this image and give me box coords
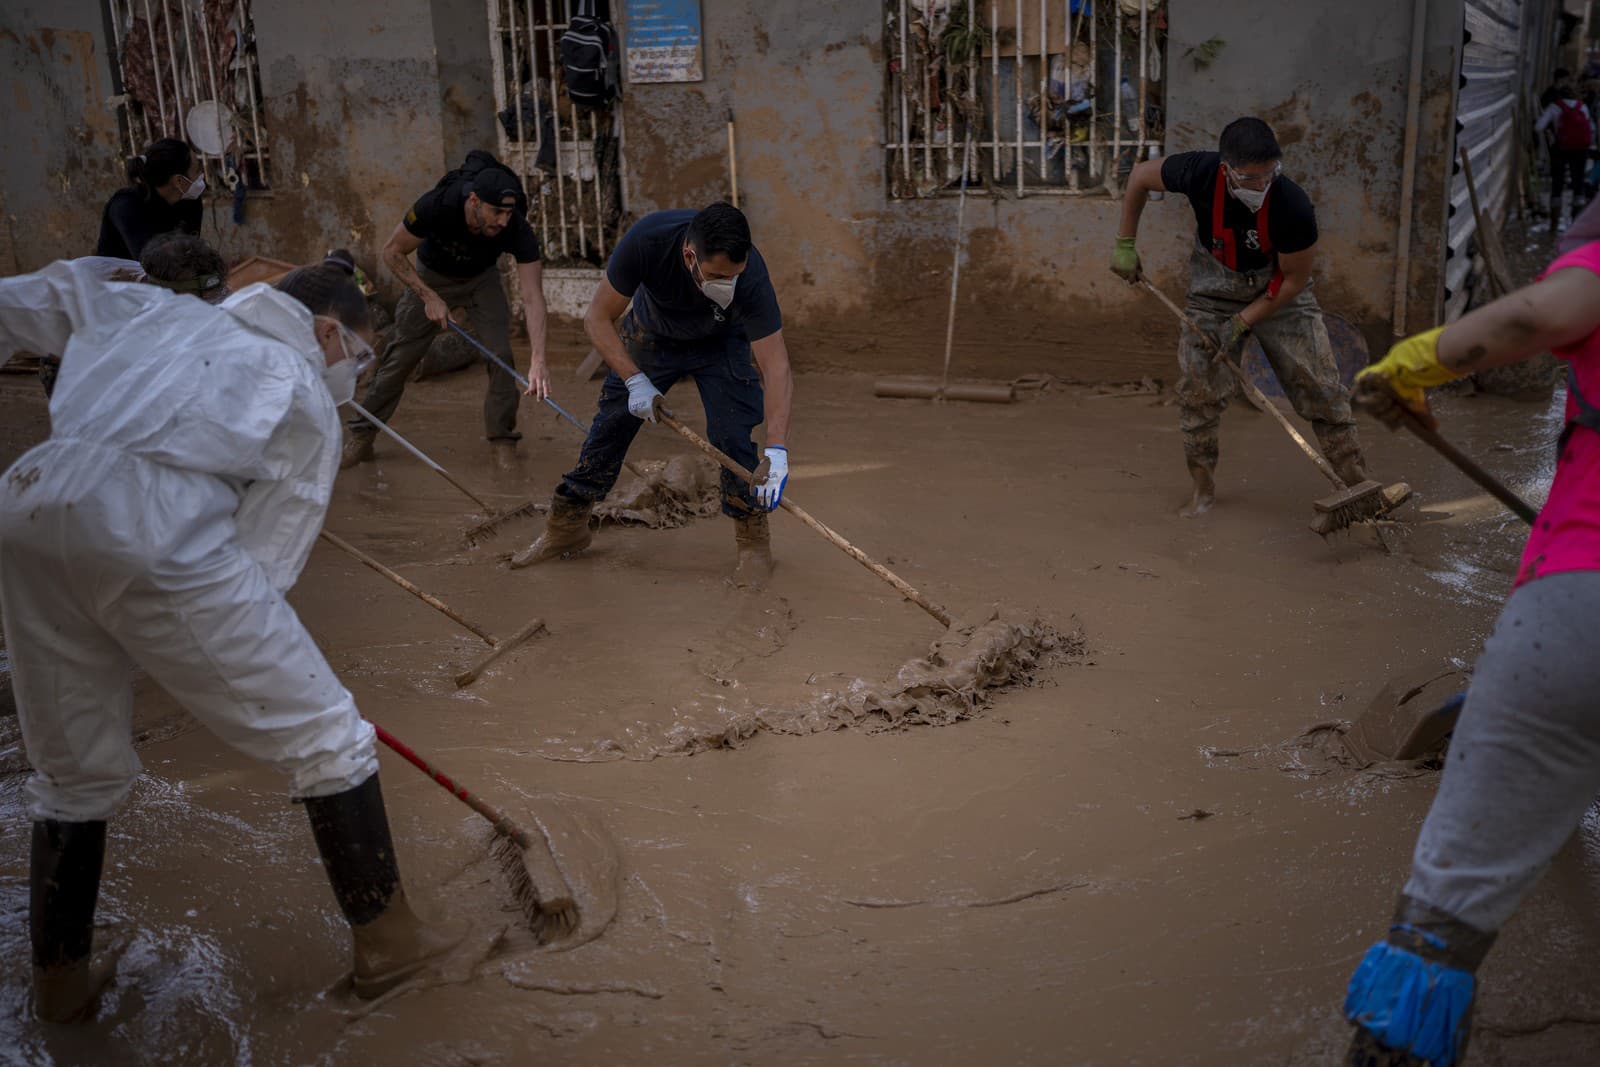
[322,249,356,275]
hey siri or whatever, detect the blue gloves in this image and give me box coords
[625,372,662,422]
[754,446,788,511]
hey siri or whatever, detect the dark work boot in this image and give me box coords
[340,433,376,470]
[304,774,463,1000]
[509,493,594,569]
[31,820,112,1023]
[732,511,773,587]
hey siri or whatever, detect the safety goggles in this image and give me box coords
[1225,161,1282,191]
[319,316,376,375]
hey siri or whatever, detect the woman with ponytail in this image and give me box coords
[95,137,205,259]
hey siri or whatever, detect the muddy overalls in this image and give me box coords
[1175,168,1364,482]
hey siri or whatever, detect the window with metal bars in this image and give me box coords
[886,0,1167,198]
[102,0,272,195]
[488,0,626,267]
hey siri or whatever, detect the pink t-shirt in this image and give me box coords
[1516,242,1600,586]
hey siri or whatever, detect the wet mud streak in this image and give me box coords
[593,456,722,530]
[551,612,1083,761]
[695,589,796,687]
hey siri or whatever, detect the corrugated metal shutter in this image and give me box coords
[1444,0,1523,321]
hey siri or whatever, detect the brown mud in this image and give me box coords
[3,352,1600,1065]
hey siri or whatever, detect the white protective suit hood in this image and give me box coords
[0,260,341,591]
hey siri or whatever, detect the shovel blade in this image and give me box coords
[1344,667,1468,763]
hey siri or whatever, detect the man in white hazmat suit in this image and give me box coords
[0,256,459,1023]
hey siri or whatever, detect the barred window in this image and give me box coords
[886,0,1168,198]
[103,0,272,194]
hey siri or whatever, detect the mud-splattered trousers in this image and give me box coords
[556,312,763,518]
[348,263,523,443]
[1176,243,1364,477]
[1402,570,1600,933]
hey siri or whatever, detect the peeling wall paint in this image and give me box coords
[617,0,1464,377]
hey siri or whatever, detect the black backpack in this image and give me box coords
[559,0,619,111]
[436,150,526,212]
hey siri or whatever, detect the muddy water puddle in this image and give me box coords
[4,369,1599,1064]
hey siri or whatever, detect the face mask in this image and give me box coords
[317,317,374,406]
[180,173,207,201]
[690,256,739,310]
[1230,185,1268,212]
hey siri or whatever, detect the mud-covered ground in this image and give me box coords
[1,316,1597,1064]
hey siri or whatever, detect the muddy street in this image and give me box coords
[2,357,1594,1065]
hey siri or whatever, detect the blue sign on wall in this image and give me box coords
[625,1,705,84]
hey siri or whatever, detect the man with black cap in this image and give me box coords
[343,150,549,471]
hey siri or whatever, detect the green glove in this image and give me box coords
[1111,236,1141,282]
[1215,314,1252,361]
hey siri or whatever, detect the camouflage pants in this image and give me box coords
[1175,243,1363,477]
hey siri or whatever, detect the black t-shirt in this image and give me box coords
[95,188,203,260]
[1160,151,1319,274]
[403,183,541,278]
[605,209,783,343]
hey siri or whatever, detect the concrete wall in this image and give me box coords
[0,0,495,282]
[0,2,125,272]
[617,0,1463,378]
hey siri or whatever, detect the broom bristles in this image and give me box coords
[1308,481,1389,537]
[491,829,580,944]
[461,500,543,548]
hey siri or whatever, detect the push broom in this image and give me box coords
[1138,280,1390,535]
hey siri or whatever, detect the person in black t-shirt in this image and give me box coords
[1112,117,1368,518]
[94,138,204,261]
[343,152,548,472]
[510,203,794,585]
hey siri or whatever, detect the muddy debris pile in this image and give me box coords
[642,611,1084,758]
[592,455,722,530]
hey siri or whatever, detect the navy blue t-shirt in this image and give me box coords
[606,210,782,343]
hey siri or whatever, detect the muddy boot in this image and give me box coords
[340,433,375,470]
[31,820,113,1024]
[509,494,593,569]
[304,774,463,1000]
[491,440,518,473]
[732,511,773,587]
[1178,462,1216,519]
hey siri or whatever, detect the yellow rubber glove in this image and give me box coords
[1353,326,1459,428]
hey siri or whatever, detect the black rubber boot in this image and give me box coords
[303,774,462,999]
[31,819,110,1023]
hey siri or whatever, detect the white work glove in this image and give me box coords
[754,446,789,511]
[625,372,662,422]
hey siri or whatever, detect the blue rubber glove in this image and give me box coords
[625,372,662,422]
[754,446,788,511]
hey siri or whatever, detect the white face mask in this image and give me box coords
[317,317,374,407]
[691,256,739,310]
[179,173,207,201]
[1230,185,1268,212]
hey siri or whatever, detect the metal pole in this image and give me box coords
[1112,0,1123,186]
[141,0,169,135]
[1088,0,1098,179]
[160,0,188,141]
[1392,0,1428,335]
[561,0,588,259]
[1138,0,1148,157]
[236,0,267,186]
[591,109,607,259]
[541,0,570,257]
[991,0,1000,182]
[922,0,933,182]
[196,0,228,184]
[1039,0,1047,181]
[521,0,550,244]
[1014,0,1023,196]
[899,0,911,188]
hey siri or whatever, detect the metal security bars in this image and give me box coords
[102,0,271,193]
[487,0,626,265]
[885,0,1167,198]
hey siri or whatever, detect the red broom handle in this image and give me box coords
[371,722,530,848]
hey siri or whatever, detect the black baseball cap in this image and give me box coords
[469,168,524,210]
